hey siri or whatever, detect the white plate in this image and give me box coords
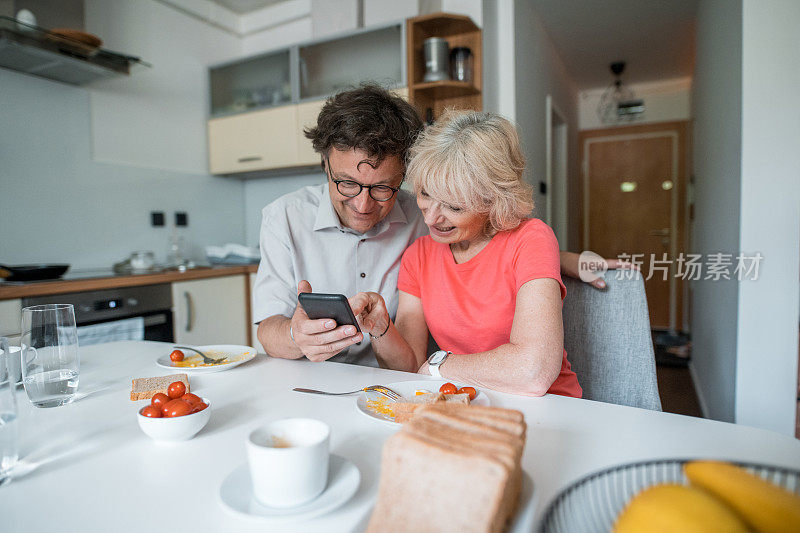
[218,454,360,523]
[356,379,491,425]
[156,345,257,373]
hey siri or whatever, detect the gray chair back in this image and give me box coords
[562,272,662,411]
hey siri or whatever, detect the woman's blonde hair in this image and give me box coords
[406,110,533,235]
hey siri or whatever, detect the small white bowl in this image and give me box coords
[137,397,211,442]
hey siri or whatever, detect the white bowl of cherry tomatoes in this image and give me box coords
[137,380,211,442]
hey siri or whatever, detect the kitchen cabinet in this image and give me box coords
[296,99,326,167]
[210,86,408,175]
[298,24,403,100]
[208,106,298,174]
[209,48,291,116]
[207,21,406,177]
[406,13,482,121]
[171,275,248,346]
[0,298,21,337]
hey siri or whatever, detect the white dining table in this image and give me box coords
[2,341,799,533]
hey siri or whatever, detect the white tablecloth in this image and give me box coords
[2,341,799,532]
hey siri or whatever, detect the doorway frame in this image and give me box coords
[545,95,569,245]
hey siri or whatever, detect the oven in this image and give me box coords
[23,284,174,345]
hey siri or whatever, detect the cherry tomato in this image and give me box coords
[162,399,193,418]
[169,349,184,362]
[457,386,477,401]
[151,392,170,410]
[192,402,208,413]
[439,382,458,395]
[140,405,162,418]
[167,381,187,399]
[180,393,202,407]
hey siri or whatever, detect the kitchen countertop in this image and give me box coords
[0,264,259,300]
[2,341,799,532]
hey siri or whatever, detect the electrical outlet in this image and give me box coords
[175,212,188,227]
[151,211,165,227]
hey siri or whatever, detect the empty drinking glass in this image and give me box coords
[20,304,80,408]
[0,337,19,486]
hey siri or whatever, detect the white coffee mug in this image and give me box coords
[246,418,330,508]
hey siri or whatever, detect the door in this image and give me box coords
[172,275,248,346]
[580,122,688,330]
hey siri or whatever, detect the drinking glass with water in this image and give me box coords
[0,337,19,486]
[21,304,80,408]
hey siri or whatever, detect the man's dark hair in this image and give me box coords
[304,84,423,167]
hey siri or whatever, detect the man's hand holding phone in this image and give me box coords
[290,281,364,362]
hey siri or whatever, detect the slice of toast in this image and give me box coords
[403,416,523,529]
[417,403,527,438]
[391,392,444,423]
[366,431,512,533]
[444,392,471,404]
[130,374,189,401]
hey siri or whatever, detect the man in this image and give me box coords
[253,85,620,367]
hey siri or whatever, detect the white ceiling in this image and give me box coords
[210,0,283,15]
[530,0,698,90]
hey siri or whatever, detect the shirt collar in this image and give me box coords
[313,183,411,235]
[313,182,343,231]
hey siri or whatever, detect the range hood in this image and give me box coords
[0,16,149,85]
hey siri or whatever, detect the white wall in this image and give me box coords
[482,0,515,121]
[0,0,246,270]
[735,0,800,435]
[86,0,242,174]
[510,1,579,246]
[442,0,483,26]
[692,0,800,436]
[578,77,692,131]
[0,70,245,269]
[690,0,743,425]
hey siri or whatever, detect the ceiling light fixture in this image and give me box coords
[597,61,645,124]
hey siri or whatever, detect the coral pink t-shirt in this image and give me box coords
[398,218,582,398]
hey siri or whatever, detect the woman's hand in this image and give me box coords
[559,250,638,290]
[349,291,391,338]
[417,361,431,375]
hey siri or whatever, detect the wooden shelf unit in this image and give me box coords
[406,12,482,121]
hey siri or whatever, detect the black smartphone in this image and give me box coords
[297,292,361,334]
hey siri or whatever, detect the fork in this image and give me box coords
[292,385,403,402]
[173,345,227,365]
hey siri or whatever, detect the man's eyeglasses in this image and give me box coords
[325,159,401,202]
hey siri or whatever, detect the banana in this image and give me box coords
[685,460,800,533]
[613,483,748,533]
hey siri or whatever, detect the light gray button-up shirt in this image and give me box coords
[252,183,428,366]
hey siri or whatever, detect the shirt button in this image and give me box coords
[360,273,366,278]
[360,239,366,243]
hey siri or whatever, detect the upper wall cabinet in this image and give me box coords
[298,25,403,100]
[208,106,298,175]
[207,21,406,177]
[210,49,291,117]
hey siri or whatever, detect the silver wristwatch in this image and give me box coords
[427,350,451,378]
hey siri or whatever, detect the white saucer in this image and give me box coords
[218,454,360,523]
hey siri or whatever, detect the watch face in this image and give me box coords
[429,350,447,365]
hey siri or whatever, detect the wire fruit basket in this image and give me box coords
[537,459,800,533]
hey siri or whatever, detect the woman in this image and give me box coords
[352,110,581,397]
